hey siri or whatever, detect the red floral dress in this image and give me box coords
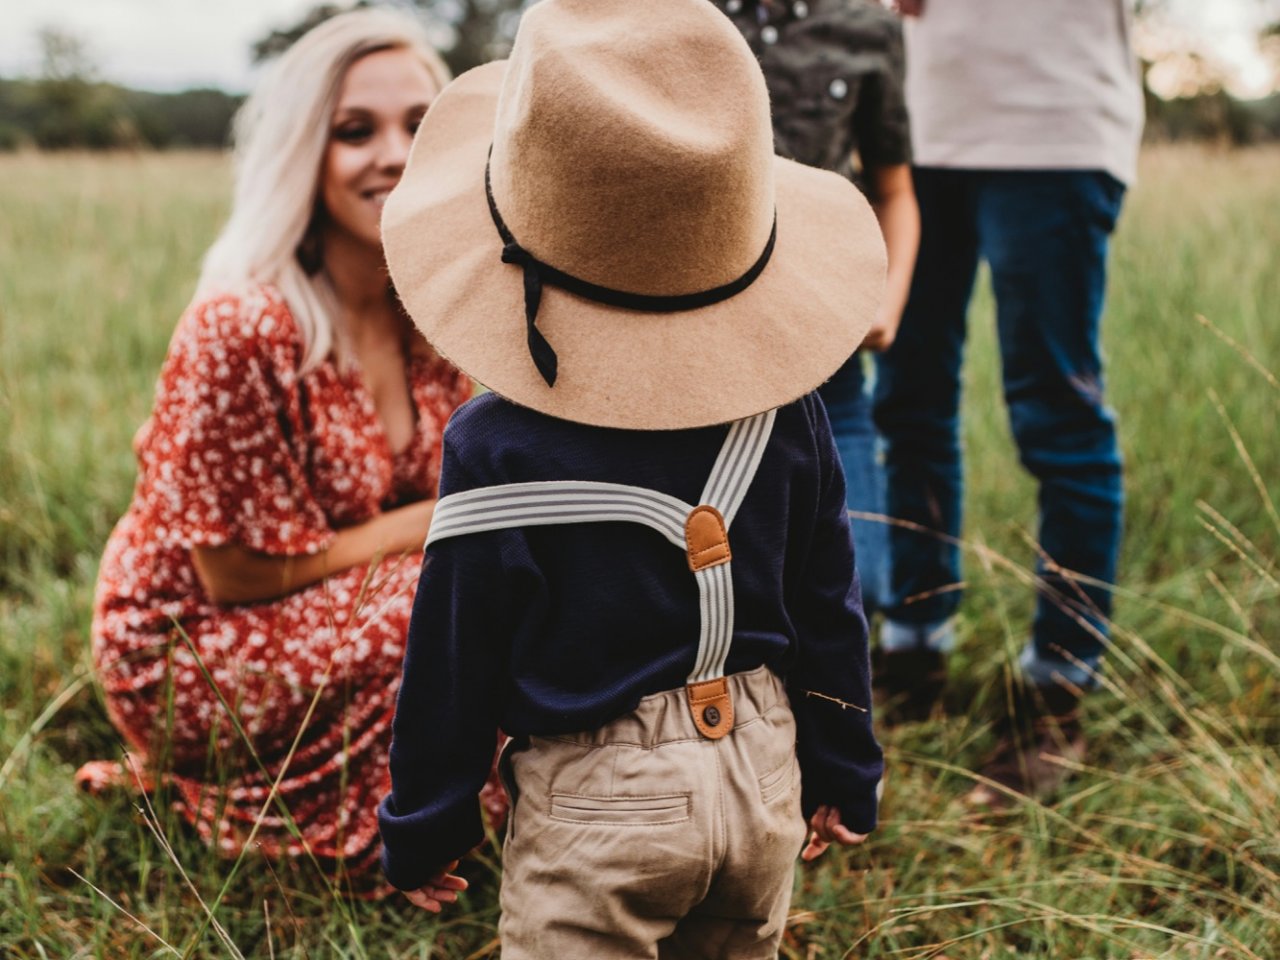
[86,287,503,877]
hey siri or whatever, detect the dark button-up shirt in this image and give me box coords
[717,0,911,192]
[379,392,883,890]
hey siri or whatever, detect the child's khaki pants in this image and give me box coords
[498,665,808,959]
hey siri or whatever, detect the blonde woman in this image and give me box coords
[79,9,501,882]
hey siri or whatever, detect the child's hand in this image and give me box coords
[859,303,903,353]
[402,860,468,912]
[800,805,868,862]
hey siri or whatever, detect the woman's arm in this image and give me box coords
[191,499,435,606]
[860,162,920,353]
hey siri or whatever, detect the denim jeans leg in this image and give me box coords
[818,352,888,616]
[873,167,981,647]
[977,170,1126,687]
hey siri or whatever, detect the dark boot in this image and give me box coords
[872,647,948,725]
[966,681,1085,808]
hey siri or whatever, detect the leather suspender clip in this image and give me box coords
[686,677,734,740]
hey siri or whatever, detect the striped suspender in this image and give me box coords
[426,408,778,740]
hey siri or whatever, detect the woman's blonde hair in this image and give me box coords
[197,8,451,373]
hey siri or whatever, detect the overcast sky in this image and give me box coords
[0,0,325,93]
[0,0,1275,98]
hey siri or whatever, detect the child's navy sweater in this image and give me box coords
[379,390,883,891]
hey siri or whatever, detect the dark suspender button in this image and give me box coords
[703,705,721,727]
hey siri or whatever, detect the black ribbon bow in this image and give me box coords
[499,239,559,387]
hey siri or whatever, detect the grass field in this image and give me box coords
[1,146,1277,958]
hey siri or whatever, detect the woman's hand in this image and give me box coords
[192,498,437,605]
[377,499,435,555]
[800,805,868,862]
[402,860,468,913]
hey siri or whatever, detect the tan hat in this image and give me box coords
[383,0,886,430]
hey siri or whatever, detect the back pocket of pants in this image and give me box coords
[549,793,691,826]
[758,756,799,805]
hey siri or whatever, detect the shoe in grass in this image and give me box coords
[966,681,1086,808]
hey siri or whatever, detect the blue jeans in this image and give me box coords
[818,351,888,617]
[873,168,1126,688]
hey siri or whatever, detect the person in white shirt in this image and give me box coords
[872,0,1144,804]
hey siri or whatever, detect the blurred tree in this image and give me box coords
[1262,19,1280,88]
[38,26,97,85]
[126,88,244,148]
[30,26,135,149]
[35,26,95,146]
[428,0,532,75]
[0,79,39,150]
[252,0,531,76]
[253,1,373,61]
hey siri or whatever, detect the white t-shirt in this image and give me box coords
[904,0,1145,184]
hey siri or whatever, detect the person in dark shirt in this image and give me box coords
[718,0,919,628]
[377,0,887,954]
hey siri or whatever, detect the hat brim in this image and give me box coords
[383,61,886,431]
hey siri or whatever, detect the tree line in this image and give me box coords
[1,1,1278,151]
[0,78,241,151]
[0,26,244,150]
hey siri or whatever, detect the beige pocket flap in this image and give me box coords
[549,793,691,826]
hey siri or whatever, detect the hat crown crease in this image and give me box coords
[488,0,777,297]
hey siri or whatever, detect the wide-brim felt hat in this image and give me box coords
[383,0,886,430]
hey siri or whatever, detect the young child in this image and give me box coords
[377,0,886,954]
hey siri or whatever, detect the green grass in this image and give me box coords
[1,146,1277,958]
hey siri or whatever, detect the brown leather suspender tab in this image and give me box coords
[685,505,731,572]
[687,677,734,739]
